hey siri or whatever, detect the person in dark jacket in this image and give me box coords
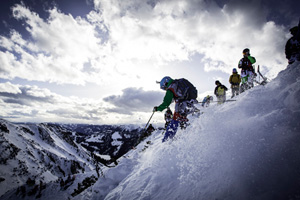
[285,26,300,64]
[214,80,228,104]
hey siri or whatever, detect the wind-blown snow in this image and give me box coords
[76,62,300,200]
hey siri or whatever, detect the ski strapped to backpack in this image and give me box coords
[257,65,268,85]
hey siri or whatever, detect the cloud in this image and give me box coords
[0,4,109,85]
[0,82,22,94]
[0,82,107,123]
[0,82,164,124]
[1,0,294,87]
[103,87,163,115]
[0,83,56,105]
[93,0,291,77]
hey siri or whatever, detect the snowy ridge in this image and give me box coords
[0,121,144,199]
[77,62,300,200]
[0,121,94,198]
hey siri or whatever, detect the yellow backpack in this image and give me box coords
[217,87,225,95]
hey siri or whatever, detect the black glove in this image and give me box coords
[153,106,158,112]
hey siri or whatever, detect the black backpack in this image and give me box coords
[174,78,198,100]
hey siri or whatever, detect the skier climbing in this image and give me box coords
[201,95,213,107]
[153,76,198,142]
[214,80,228,104]
[285,25,300,64]
[238,48,256,92]
[229,68,241,98]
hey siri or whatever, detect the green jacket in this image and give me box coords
[247,55,256,64]
[157,80,174,112]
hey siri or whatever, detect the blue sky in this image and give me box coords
[0,0,299,125]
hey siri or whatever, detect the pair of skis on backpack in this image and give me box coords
[255,65,268,85]
[241,65,268,93]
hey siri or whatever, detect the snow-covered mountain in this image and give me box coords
[1,62,300,200]
[0,121,144,199]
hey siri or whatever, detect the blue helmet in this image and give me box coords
[160,76,172,90]
[233,68,237,73]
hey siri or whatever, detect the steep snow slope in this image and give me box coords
[0,122,144,199]
[78,62,300,200]
[0,121,94,198]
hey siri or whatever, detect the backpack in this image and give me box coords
[170,78,198,100]
[230,74,241,84]
[217,86,225,96]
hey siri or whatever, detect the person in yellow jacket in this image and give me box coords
[229,68,241,98]
[214,80,228,104]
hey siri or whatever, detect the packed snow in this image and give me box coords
[74,62,300,200]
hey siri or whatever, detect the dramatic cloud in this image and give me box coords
[0,82,163,124]
[0,83,56,105]
[0,0,294,86]
[93,0,291,77]
[0,82,22,94]
[0,82,107,123]
[103,87,163,115]
[0,4,110,85]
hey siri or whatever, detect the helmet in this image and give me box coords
[233,68,237,73]
[160,76,172,90]
[290,26,298,36]
[215,80,220,85]
[207,95,210,98]
[243,48,250,55]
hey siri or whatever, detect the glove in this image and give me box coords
[153,106,158,112]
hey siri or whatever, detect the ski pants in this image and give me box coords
[231,85,239,98]
[242,70,255,87]
[162,119,179,142]
[162,99,196,142]
[217,95,226,104]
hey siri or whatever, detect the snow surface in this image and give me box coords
[74,62,300,200]
[111,132,123,147]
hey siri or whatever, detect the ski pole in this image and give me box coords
[211,100,237,103]
[135,111,155,146]
[144,111,155,131]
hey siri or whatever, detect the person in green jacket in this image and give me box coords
[238,48,256,91]
[153,76,198,142]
